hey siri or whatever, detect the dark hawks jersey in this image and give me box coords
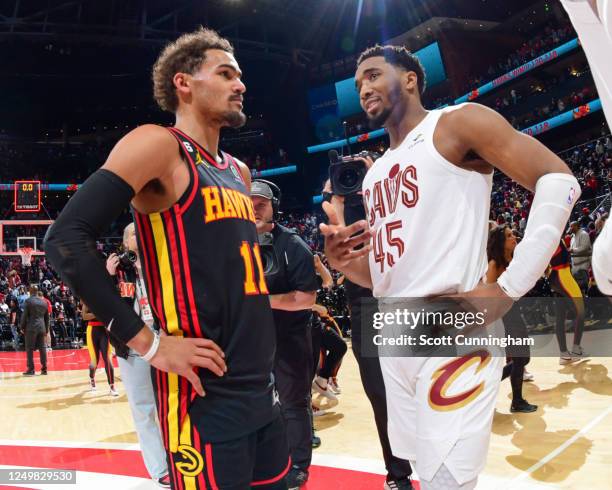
[132,127,278,450]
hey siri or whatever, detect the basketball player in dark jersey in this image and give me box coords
[45,28,288,489]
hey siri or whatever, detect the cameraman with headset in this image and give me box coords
[106,223,170,488]
[250,180,318,490]
[324,150,414,490]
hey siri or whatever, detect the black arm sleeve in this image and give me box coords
[43,169,145,344]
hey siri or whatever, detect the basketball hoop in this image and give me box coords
[18,247,34,267]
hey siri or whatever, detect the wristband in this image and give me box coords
[141,330,160,361]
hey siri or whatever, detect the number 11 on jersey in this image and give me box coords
[240,241,269,295]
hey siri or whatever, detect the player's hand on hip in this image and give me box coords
[446,282,514,327]
[320,201,372,269]
[150,335,226,397]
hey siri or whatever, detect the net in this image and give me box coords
[18,247,34,267]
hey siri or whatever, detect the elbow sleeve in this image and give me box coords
[498,173,581,298]
[44,169,145,344]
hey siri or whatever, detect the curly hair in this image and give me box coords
[152,27,234,113]
[357,44,426,96]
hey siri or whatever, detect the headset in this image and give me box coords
[253,179,282,221]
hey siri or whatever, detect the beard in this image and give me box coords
[367,105,393,129]
[221,110,247,129]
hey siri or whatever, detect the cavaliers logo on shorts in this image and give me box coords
[174,444,204,477]
[428,350,491,412]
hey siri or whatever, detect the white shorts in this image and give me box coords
[381,352,503,484]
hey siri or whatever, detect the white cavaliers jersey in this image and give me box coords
[362,105,493,298]
[561,0,612,124]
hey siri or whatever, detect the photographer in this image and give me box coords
[251,180,318,490]
[106,223,170,488]
[324,157,414,488]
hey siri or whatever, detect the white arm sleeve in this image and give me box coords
[498,173,581,298]
[593,214,612,295]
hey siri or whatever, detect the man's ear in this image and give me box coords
[404,70,419,94]
[173,72,191,99]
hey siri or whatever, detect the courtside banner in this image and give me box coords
[360,296,612,358]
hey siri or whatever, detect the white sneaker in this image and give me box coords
[328,378,342,395]
[570,345,588,359]
[312,406,328,417]
[523,370,534,382]
[89,379,96,392]
[559,351,581,365]
[109,386,119,397]
[312,378,337,401]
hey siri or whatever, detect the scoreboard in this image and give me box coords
[14,180,41,212]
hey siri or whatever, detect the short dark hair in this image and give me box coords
[357,44,426,96]
[152,27,234,113]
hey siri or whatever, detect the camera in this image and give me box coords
[118,249,137,267]
[329,150,380,196]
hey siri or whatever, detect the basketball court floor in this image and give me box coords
[1,340,611,489]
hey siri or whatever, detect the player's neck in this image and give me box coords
[174,111,221,159]
[386,104,428,150]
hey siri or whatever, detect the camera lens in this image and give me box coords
[339,168,359,189]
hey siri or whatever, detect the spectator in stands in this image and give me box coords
[9,298,20,350]
[510,89,519,105]
[63,295,77,341]
[579,207,592,228]
[569,221,592,294]
[8,270,21,290]
[558,98,566,112]
[16,286,29,311]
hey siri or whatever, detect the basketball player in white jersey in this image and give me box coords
[320,45,581,489]
[561,0,612,295]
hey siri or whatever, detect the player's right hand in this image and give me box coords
[106,253,120,276]
[319,201,372,270]
[150,335,227,397]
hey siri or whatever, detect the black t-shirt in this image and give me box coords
[266,224,318,334]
